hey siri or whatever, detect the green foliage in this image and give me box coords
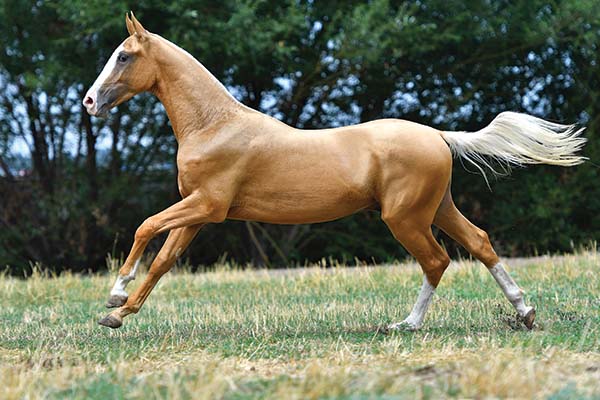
[1,0,599,272]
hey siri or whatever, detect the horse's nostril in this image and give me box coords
[84,96,94,106]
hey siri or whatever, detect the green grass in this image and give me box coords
[1,253,599,399]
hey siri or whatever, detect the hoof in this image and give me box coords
[387,320,420,332]
[521,307,536,330]
[105,294,128,308]
[98,314,122,329]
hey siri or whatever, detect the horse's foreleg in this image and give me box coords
[105,193,223,308]
[106,221,160,308]
[99,224,202,328]
[100,192,225,327]
[106,257,142,308]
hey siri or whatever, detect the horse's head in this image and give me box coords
[83,12,158,117]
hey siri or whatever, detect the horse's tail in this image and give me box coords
[440,112,586,182]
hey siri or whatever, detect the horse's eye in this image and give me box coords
[117,53,129,63]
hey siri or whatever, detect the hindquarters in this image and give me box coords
[377,126,453,226]
[377,128,453,286]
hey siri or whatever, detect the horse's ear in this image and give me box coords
[129,11,149,39]
[125,12,135,36]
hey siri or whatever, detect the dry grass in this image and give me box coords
[1,252,599,399]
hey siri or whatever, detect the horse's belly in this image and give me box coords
[226,188,374,224]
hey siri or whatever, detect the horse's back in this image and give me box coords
[321,118,452,187]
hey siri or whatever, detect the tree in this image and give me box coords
[1,0,599,273]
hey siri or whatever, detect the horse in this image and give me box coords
[84,13,586,330]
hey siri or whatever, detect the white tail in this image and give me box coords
[441,112,587,182]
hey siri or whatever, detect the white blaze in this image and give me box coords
[84,43,125,110]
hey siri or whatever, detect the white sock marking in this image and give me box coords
[110,259,140,297]
[489,263,532,317]
[389,276,435,330]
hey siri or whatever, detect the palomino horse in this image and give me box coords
[84,13,586,330]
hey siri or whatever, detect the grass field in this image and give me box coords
[1,252,599,399]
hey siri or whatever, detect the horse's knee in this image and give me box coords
[135,219,157,242]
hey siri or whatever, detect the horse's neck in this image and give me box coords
[151,40,243,141]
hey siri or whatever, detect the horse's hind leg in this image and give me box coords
[383,212,451,331]
[433,188,535,329]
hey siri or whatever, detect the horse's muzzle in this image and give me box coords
[83,83,128,117]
